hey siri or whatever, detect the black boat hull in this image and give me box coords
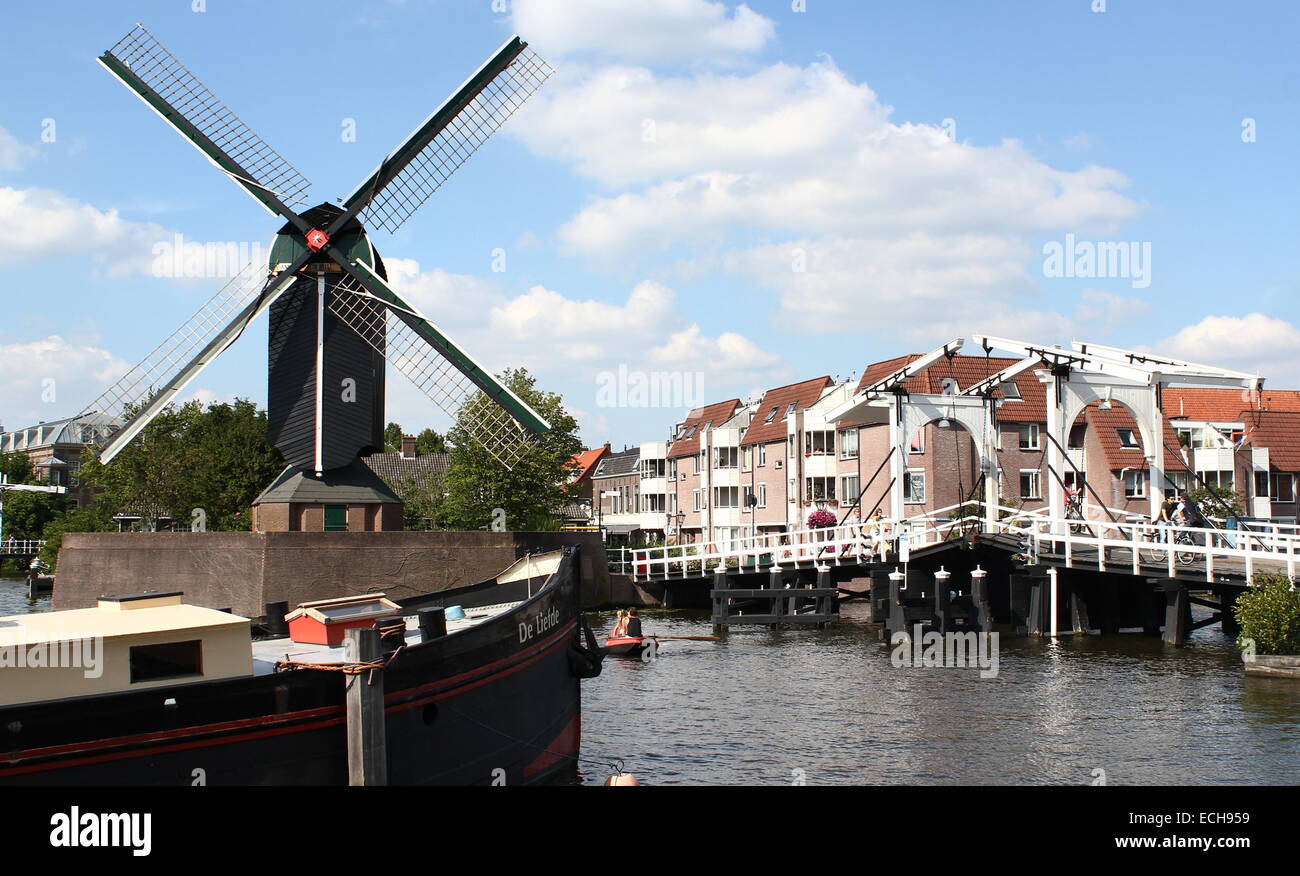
[0,550,587,786]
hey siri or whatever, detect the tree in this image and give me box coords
[37,503,114,571]
[384,422,404,453]
[390,472,446,530]
[1235,571,1300,656]
[440,368,583,530]
[77,399,284,531]
[414,428,446,455]
[1187,484,1245,519]
[0,451,34,484]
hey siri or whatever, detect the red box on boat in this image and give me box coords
[284,593,402,646]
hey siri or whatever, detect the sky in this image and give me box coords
[1,0,1297,450]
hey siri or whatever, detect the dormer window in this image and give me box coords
[785,402,797,418]
[763,406,779,424]
[1116,428,1139,449]
[1000,382,1022,400]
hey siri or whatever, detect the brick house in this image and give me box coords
[665,398,741,545]
[590,447,641,540]
[739,376,835,534]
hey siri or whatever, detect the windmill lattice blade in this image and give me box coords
[104,25,312,207]
[79,261,270,424]
[357,46,553,234]
[328,280,534,469]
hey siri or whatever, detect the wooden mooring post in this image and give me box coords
[344,627,387,786]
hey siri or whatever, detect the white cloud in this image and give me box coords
[0,127,35,172]
[384,257,506,322]
[0,336,130,428]
[510,0,774,63]
[0,186,173,276]
[1072,288,1150,331]
[1153,313,1300,384]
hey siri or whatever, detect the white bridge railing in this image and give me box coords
[608,501,1300,584]
[993,505,1300,583]
[0,539,46,555]
[609,503,978,582]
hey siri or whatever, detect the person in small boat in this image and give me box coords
[624,607,643,639]
[611,609,628,638]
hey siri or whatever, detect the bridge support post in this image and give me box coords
[887,568,906,640]
[1160,581,1188,646]
[768,566,784,630]
[711,566,729,637]
[1219,587,1241,637]
[1069,580,1091,635]
[933,567,951,634]
[971,566,992,632]
[1026,576,1048,637]
[816,566,833,629]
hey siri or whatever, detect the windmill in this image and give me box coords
[78,24,554,497]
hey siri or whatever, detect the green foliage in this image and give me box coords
[37,504,114,571]
[1235,571,1300,656]
[77,399,284,531]
[0,450,34,484]
[1186,485,1245,519]
[390,473,446,531]
[414,428,446,455]
[440,368,583,531]
[1,489,66,541]
[383,422,404,453]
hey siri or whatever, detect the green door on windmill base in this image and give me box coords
[324,505,348,532]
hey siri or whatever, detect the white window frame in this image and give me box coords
[805,476,837,502]
[1116,428,1140,449]
[840,474,860,504]
[693,488,704,511]
[757,444,767,467]
[838,428,859,460]
[1123,469,1146,499]
[757,482,767,508]
[742,446,753,472]
[1019,469,1041,500]
[909,430,925,454]
[1018,423,1041,451]
[713,486,740,509]
[904,468,926,504]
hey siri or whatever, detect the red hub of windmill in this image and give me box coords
[304,228,330,252]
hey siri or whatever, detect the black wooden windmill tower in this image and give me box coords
[80,24,554,520]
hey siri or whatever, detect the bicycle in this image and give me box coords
[1064,499,1088,535]
[1141,526,1196,567]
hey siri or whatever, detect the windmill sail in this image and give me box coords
[99,25,312,213]
[341,37,553,234]
[328,271,544,469]
[80,262,292,464]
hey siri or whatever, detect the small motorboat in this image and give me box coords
[603,635,656,657]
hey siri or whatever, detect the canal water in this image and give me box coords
[0,574,50,615]
[577,603,1300,785]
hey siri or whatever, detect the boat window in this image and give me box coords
[130,640,203,683]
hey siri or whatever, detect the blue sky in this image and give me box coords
[1,0,1296,449]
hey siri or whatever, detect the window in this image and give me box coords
[839,428,859,460]
[763,405,779,424]
[640,458,665,479]
[130,640,203,683]
[713,487,740,509]
[742,446,753,471]
[909,430,925,454]
[786,402,797,418]
[693,489,703,511]
[1273,473,1296,503]
[904,469,926,504]
[1063,471,1085,491]
[1116,428,1139,449]
[757,444,767,467]
[805,477,836,502]
[804,431,834,456]
[756,483,767,508]
[1199,470,1234,491]
[840,475,860,504]
[1018,423,1041,450]
[714,447,738,469]
[1166,472,1189,495]
[1000,381,1022,400]
[1068,423,1087,449]
[1019,469,1041,500]
[1123,469,1146,499]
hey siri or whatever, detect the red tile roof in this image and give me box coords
[666,399,742,460]
[1084,403,1186,472]
[566,446,609,481]
[850,353,1048,424]
[1240,409,1300,471]
[741,376,833,446]
[1163,387,1300,421]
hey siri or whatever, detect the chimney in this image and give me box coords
[401,435,416,459]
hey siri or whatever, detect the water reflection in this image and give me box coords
[579,602,1300,786]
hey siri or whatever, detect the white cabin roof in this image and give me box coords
[0,593,248,646]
